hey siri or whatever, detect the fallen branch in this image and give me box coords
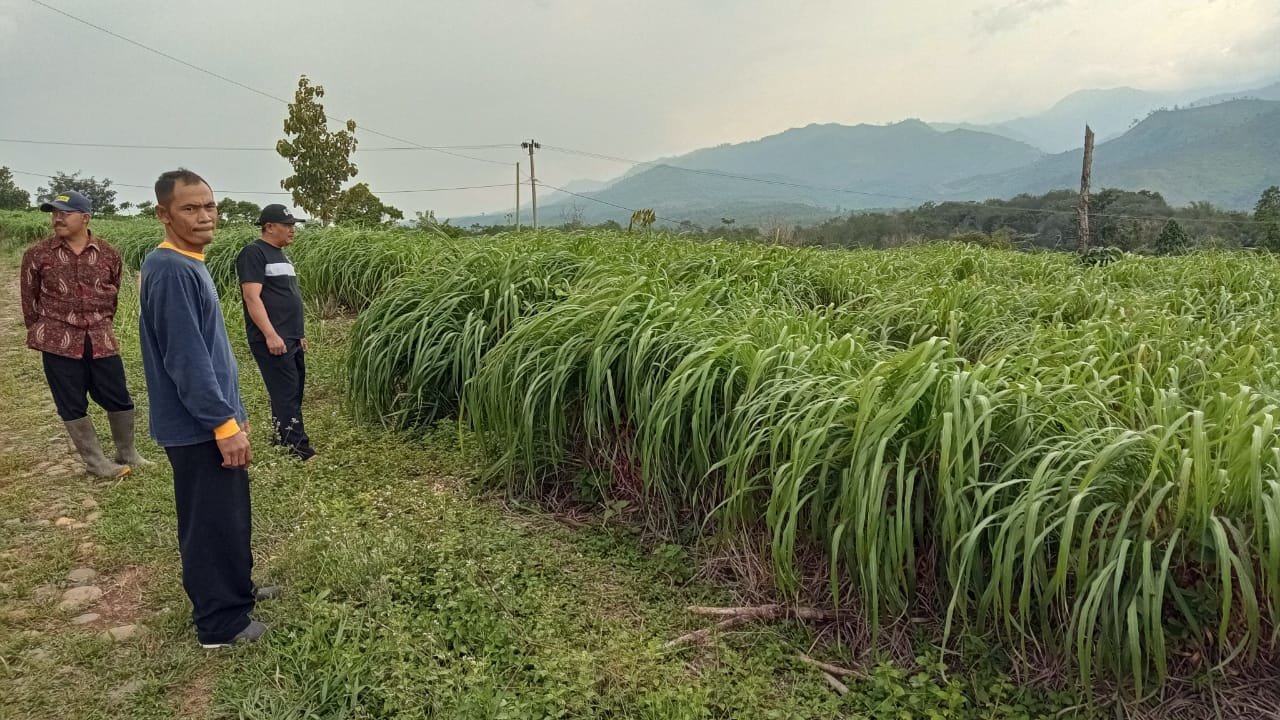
[796,653,859,678]
[686,604,839,621]
[821,671,850,695]
[664,615,755,648]
[795,654,860,695]
[667,605,843,649]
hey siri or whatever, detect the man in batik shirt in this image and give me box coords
[20,190,149,478]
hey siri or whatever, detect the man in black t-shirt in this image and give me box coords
[235,204,315,460]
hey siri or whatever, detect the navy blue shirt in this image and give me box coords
[139,244,246,447]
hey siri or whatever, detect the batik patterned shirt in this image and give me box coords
[20,232,123,359]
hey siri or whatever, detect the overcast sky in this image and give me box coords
[2,0,1277,220]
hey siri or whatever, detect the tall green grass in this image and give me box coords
[0,210,53,251]
[0,213,460,309]
[348,242,592,427]
[343,231,1280,689]
[8,210,1277,688]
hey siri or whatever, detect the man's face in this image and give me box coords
[263,221,296,246]
[51,210,88,240]
[158,181,217,247]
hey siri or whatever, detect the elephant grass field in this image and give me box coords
[5,208,1280,700]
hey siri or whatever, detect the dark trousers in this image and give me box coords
[42,337,134,421]
[165,440,255,644]
[249,340,314,459]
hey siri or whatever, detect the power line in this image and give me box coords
[539,143,1275,227]
[542,144,927,205]
[27,0,513,168]
[17,129,1261,226]
[0,137,518,152]
[519,168,696,230]
[16,163,639,224]
[539,144,1085,220]
[10,169,510,197]
[521,139,540,227]
[19,2,1273,229]
[16,160,667,226]
[12,169,190,192]
[375,184,510,194]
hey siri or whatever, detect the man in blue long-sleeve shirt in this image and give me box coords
[139,168,269,648]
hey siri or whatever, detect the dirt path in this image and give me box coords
[0,261,137,627]
[0,258,192,719]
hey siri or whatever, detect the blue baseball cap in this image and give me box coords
[40,190,93,214]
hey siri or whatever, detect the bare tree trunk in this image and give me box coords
[1077,125,1095,254]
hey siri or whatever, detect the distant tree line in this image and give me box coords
[459,187,1280,255]
[793,188,1279,253]
[5,159,1278,257]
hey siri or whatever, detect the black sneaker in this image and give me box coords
[200,619,268,649]
[254,585,282,601]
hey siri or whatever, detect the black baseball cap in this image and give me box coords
[255,204,305,226]
[40,190,93,214]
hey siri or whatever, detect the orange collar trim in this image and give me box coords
[157,241,205,262]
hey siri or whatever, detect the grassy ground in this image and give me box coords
[0,248,1092,719]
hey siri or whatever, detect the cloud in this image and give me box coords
[974,0,1067,33]
[3,0,1273,217]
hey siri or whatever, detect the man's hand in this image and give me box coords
[300,337,308,352]
[217,430,252,469]
[266,333,287,356]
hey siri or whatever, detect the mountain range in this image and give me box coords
[947,100,1280,211]
[452,78,1280,228]
[934,78,1280,153]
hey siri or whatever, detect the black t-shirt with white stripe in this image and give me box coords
[235,239,305,343]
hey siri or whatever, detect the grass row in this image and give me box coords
[341,230,1280,691]
[10,209,1280,691]
[0,224,1094,718]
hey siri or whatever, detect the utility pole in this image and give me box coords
[515,162,521,231]
[521,139,540,228]
[1077,124,1095,254]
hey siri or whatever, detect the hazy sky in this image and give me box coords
[2,0,1277,219]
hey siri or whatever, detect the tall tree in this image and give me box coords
[217,197,262,224]
[333,183,403,227]
[35,171,118,214]
[1256,186,1280,252]
[276,76,359,225]
[1155,219,1189,256]
[0,166,30,209]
